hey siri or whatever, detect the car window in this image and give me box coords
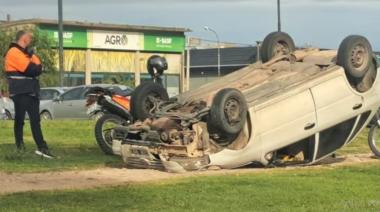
[40,89,60,101]
[316,117,357,159]
[61,87,85,101]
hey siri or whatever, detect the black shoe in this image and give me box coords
[35,149,55,159]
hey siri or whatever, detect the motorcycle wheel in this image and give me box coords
[368,123,380,158]
[95,113,126,155]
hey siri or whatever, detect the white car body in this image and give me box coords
[114,47,380,172]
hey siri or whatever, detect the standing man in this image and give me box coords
[3,30,54,158]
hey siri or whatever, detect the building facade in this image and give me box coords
[1,19,190,96]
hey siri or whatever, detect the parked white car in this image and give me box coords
[110,32,380,172]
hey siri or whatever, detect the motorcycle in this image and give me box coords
[87,87,133,154]
[368,110,380,158]
[88,55,169,155]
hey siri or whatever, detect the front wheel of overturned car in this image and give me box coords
[131,82,169,121]
[337,35,373,79]
[95,114,127,155]
[260,31,296,63]
[368,121,380,158]
[208,88,248,146]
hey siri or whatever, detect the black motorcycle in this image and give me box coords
[88,55,170,155]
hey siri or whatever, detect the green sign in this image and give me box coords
[377,55,380,63]
[144,33,185,53]
[38,25,87,48]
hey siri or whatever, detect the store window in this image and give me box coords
[91,72,135,88]
[64,73,85,86]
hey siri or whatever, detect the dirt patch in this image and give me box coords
[0,153,379,195]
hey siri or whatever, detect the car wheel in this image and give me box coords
[337,35,373,79]
[207,88,248,146]
[40,111,52,120]
[95,114,126,155]
[131,82,169,121]
[357,59,377,93]
[4,110,12,120]
[260,31,296,63]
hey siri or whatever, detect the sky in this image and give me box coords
[0,0,379,50]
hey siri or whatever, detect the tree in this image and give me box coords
[0,26,58,93]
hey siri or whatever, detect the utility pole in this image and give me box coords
[58,0,64,87]
[277,0,281,32]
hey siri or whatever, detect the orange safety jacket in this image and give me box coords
[4,43,42,96]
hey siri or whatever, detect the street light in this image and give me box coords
[204,26,221,77]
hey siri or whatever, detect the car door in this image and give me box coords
[53,87,85,118]
[310,75,363,159]
[255,89,317,151]
[72,87,90,118]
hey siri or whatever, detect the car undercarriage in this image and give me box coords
[110,32,380,172]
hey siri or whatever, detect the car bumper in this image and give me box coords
[115,139,210,173]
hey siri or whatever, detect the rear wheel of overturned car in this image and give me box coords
[208,88,248,146]
[337,35,373,79]
[131,82,169,121]
[260,31,296,63]
[95,113,126,155]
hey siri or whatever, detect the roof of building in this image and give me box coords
[0,18,191,33]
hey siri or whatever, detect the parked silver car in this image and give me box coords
[40,84,132,120]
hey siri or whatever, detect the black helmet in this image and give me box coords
[147,55,168,77]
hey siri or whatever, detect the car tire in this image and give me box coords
[337,35,373,79]
[40,111,52,120]
[131,82,169,121]
[357,59,377,93]
[260,31,296,63]
[95,114,126,155]
[207,88,248,146]
[4,110,12,120]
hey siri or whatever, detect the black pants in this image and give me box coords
[11,94,48,150]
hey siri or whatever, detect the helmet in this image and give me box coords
[147,55,168,77]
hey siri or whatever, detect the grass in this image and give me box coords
[0,164,380,211]
[0,120,120,173]
[0,121,379,211]
[0,120,374,173]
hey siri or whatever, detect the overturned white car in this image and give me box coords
[111,32,380,172]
